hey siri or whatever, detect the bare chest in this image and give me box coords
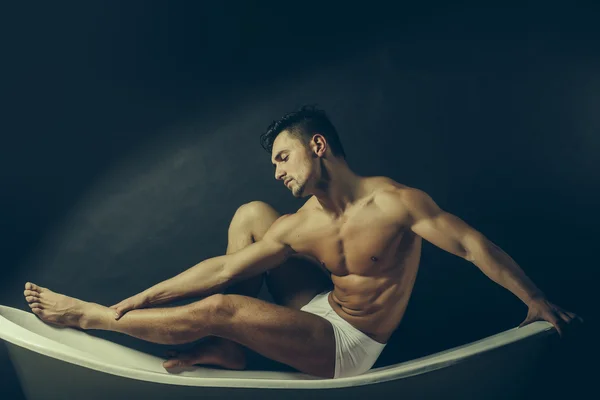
[291,200,409,276]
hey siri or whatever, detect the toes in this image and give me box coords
[25,282,40,293]
[24,290,37,297]
[25,296,39,303]
[32,308,42,316]
[163,358,192,369]
[29,302,42,309]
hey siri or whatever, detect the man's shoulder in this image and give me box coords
[369,177,411,200]
[364,175,411,193]
[371,179,432,222]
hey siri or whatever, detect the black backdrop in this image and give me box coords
[1,2,597,399]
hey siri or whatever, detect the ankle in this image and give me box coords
[79,302,108,330]
[78,309,92,330]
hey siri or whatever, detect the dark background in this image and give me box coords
[1,1,597,399]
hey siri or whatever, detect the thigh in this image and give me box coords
[266,255,333,309]
[215,294,335,378]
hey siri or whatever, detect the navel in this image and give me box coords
[371,256,378,262]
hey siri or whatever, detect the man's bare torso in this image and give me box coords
[284,176,422,344]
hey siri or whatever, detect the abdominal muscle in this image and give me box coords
[327,262,419,344]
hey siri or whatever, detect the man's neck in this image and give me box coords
[313,164,364,218]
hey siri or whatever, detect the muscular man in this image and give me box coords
[23,106,581,379]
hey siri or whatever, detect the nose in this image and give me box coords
[275,168,285,181]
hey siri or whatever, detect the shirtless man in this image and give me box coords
[23,106,581,378]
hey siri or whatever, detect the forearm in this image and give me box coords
[468,236,545,305]
[140,255,232,305]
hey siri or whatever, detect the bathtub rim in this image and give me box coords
[0,305,555,389]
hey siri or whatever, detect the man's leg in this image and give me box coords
[224,201,332,309]
[156,201,281,370]
[23,283,336,377]
[195,201,332,369]
[24,201,334,373]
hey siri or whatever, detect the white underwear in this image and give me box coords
[300,291,386,378]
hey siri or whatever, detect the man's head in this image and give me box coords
[260,105,347,198]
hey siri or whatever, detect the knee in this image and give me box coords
[231,201,280,238]
[235,201,276,223]
[188,294,233,322]
[209,293,231,313]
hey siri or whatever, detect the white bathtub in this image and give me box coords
[0,304,555,400]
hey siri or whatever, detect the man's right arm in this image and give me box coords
[139,214,297,306]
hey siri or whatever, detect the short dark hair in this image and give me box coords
[260,105,347,160]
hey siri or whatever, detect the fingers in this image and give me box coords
[547,311,567,337]
[110,296,143,317]
[518,319,528,328]
[114,305,133,320]
[551,308,586,338]
[557,310,570,323]
[557,310,584,329]
[519,314,540,328]
[553,320,565,338]
[565,311,584,324]
[542,310,563,337]
[523,302,583,339]
[109,300,131,318]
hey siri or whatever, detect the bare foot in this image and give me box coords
[23,282,106,329]
[163,337,246,370]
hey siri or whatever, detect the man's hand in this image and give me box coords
[519,298,583,337]
[109,293,150,320]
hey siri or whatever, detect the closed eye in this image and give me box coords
[272,154,289,168]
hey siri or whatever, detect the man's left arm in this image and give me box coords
[391,188,583,337]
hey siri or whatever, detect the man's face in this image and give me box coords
[271,131,317,198]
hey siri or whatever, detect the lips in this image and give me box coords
[285,179,292,187]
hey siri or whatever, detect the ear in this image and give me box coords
[311,134,327,157]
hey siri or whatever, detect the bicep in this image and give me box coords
[411,212,479,259]
[405,189,483,260]
[223,216,296,281]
